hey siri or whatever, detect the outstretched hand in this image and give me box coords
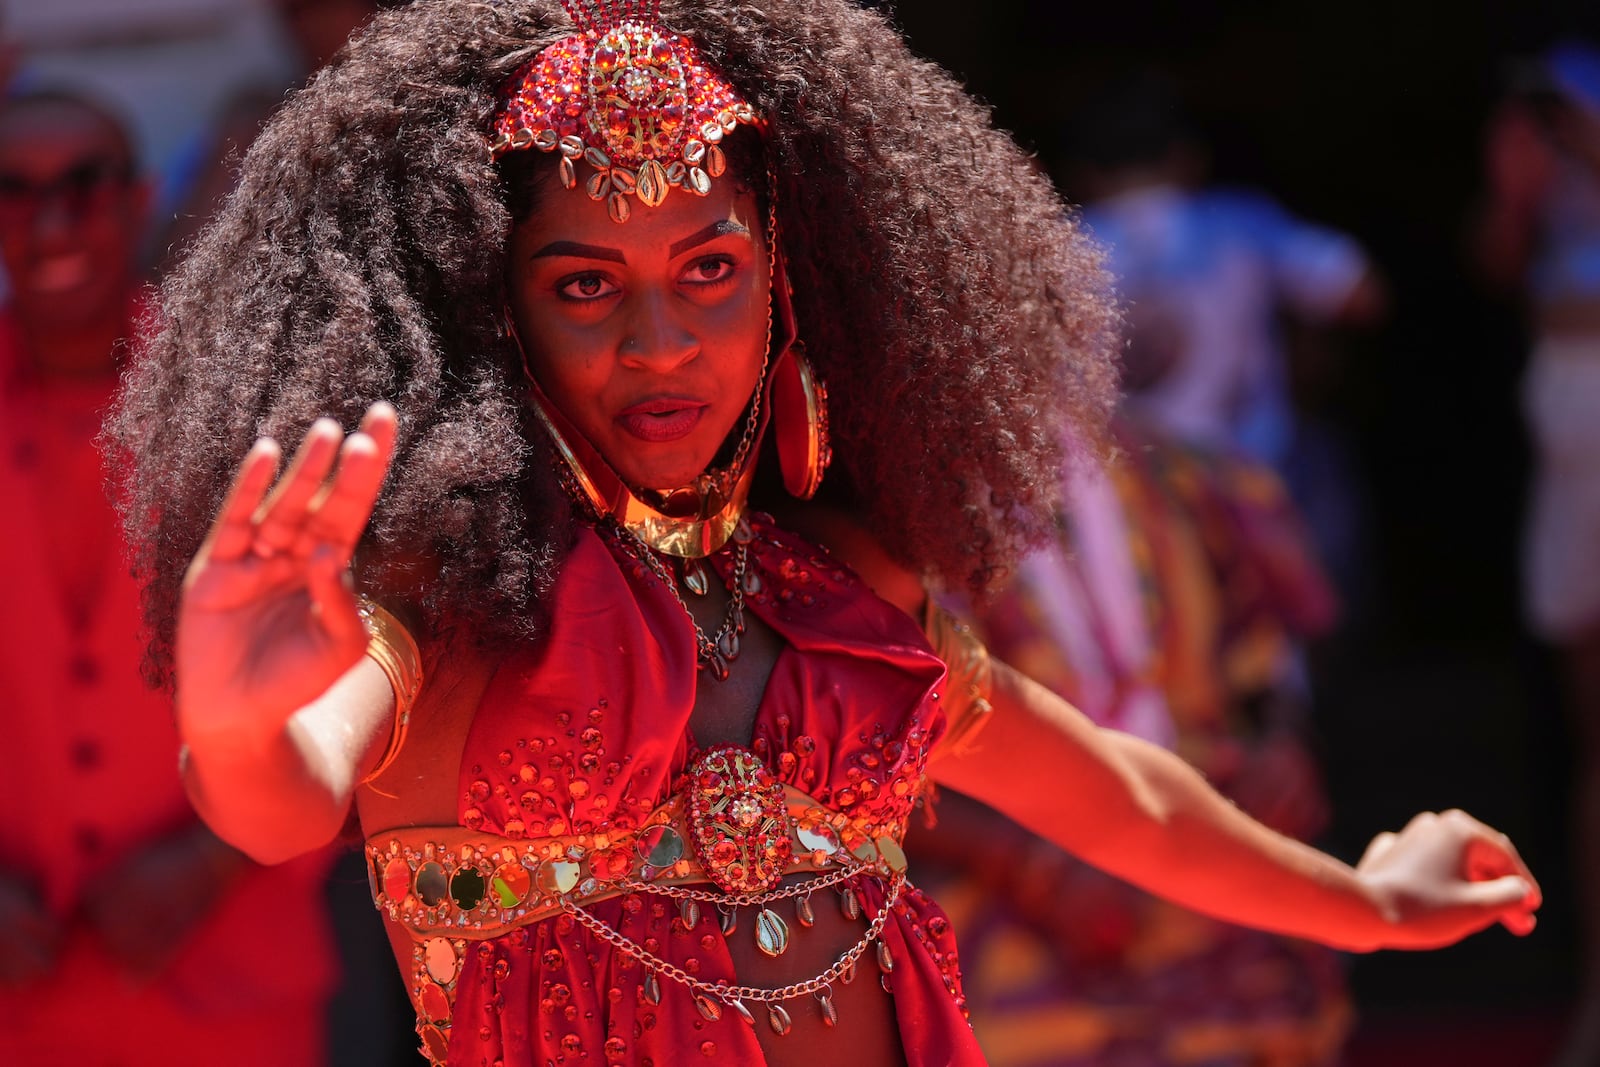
[177,403,398,736]
[1355,808,1541,950]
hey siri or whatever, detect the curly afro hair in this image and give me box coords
[111,0,1119,680]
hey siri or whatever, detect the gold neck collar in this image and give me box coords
[530,395,758,559]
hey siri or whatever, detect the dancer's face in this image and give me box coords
[507,172,770,492]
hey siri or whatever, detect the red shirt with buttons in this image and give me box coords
[0,307,338,1066]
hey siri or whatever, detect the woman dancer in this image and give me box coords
[114,3,1539,1064]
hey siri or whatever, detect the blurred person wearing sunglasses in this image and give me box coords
[0,90,336,1067]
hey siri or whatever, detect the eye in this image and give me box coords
[682,255,736,286]
[556,272,620,302]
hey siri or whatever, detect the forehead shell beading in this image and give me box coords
[490,13,764,222]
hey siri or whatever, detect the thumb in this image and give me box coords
[1455,874,1533,912]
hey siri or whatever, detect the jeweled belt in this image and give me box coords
[368,746,915,1063]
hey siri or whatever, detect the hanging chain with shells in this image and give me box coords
[561,870,905,1035]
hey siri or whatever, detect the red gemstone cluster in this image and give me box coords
[686,746,793,894]
[490,2,762,223]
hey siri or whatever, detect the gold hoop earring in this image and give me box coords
[771,341,831,501]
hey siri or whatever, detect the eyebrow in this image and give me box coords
[668,219,750,258]
[527,240,626,263]
[527,218,752,265]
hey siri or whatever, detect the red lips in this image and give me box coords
[616,396,709,442]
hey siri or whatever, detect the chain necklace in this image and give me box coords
[607,519,754,681]
[568,187,784,678]
[619,862,862,906]
[725,178,781,477]
[561,870,906,1034]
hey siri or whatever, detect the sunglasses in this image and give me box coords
[0,157,135,224]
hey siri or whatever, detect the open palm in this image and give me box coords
[177,404,398,736]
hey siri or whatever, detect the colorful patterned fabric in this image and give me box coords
[915,420,1348,1067]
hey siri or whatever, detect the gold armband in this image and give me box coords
[924,600,994,758]
[358,597,424,785]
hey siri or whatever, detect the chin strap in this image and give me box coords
[528,377,767,559]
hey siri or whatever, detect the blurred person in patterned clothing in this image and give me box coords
[914,420,1347,1067]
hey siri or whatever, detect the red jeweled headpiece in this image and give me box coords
[490,0,764,223]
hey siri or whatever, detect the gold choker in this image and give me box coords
[531,399,758,559]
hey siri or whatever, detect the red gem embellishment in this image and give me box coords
[488,3,762,219]
[587,25,688,162]
[686,746,793,894]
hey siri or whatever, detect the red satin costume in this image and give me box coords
[390,515,984,1065]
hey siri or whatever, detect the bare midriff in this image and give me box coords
[684,587,908,1065]
[723,876,907,1066]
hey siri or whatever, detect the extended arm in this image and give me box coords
[929,660,1540,952]
[777,503,1540,953]
[176,405,401,864]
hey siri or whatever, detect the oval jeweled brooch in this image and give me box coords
[685,745,794,895]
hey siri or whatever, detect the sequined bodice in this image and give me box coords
[381,515,984,1066]
[458,514,945,853]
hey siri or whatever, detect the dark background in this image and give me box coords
[881,0,1600,1043]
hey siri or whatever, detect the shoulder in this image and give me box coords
[756,505,925,617]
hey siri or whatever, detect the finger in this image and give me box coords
[1463,831,1542,909]
[1359,830,1399,869]
[1465,839,1513,880]
[250,419,345,556]
[1440,809,1538,887]
[296,428,394,560]
[339,401,399,502]
[358,401,400,455]
[1501,908,1538,937]
[198,440,282,565]
[1477,865,1541,937]
[1455,874,1536,913]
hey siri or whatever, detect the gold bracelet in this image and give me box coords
[358,597,424,785]
[923,600,994,758]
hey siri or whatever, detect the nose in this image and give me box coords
[31,195,79,239]
[617,287,697,371]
